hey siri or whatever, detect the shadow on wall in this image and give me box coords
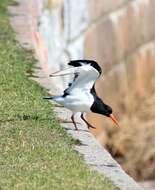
[28,0,155,182]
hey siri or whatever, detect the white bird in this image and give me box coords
[44,60,120,130]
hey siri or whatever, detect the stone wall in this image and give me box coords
[85,0,155,113]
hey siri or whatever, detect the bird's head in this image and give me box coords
[102,104,121,128]
[101,104,112,116]
[91,99,121,128]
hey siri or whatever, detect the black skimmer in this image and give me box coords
[44,60,121,130]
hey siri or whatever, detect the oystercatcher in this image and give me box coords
[44,60,120,130]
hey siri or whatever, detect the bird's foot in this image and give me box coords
[80,113,96,129]
[87,124,96,129]
[74,126,79,131]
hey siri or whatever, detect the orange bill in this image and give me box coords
[109,114,121,128]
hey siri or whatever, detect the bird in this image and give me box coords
[44,60,121,130]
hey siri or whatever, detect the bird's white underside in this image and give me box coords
[52,91,94,113]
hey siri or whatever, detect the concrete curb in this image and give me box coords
[8,2,143,190]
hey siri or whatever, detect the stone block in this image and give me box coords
[110,8,129,61]
[126,42,155,98]
[113,2,141,58]
[138,0,151,44]
[148,0,155,37]
[88,0,128,21]
[124,41,155,116]
[127,4,141,51]
[85,17,117,71]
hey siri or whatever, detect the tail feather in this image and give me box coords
[43,96,54,100]
[43,95,64,106]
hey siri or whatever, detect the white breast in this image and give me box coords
[63,89,94,113]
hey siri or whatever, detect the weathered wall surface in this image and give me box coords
[84,0,155,182]
[85,0,155,113]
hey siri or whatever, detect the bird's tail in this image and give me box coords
[43,96,54,100]
[43,95,64,106]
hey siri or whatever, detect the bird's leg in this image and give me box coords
[71,114,78,130]
[81,113,96,129]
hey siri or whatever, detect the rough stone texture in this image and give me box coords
[8,1,143,190]
[85,0,155,111]
[88,0,128,21]
[85,17,117,71]
[140,181,155,190]
[85,0,155,68]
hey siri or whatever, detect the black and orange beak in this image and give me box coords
[109,114,121,128]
